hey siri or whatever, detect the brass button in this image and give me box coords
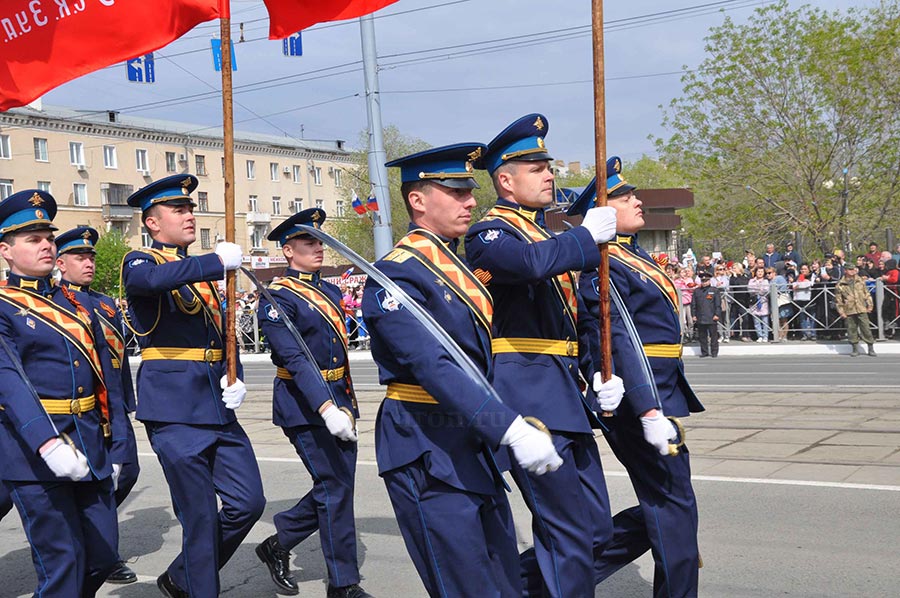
[568,364,573,370]
[73,360,80,367]
[210,341,216,347]
[77,386,84,394]
[332,357,338,363]
[332,338,337,344]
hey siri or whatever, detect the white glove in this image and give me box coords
[321,403,358,442]
[220,375,247,409]
[40,438,90,481]
[592,373,625,412]
[581,206,618,243]
[112,463,122,491]
[501,416,563,475]
[214,242,243,271]
[641,412,678,456]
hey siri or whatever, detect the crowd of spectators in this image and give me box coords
[658,240,900,345]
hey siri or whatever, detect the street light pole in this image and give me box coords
[840,167,850,253]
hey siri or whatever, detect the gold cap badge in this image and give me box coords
[537,137,545,149]
[534,117,545,131]
[29,192,44,206]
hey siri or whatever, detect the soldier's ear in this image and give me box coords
[407,188,427,216]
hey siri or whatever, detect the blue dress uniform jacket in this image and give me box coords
[123,241,240,424]
[259,269,364,588]
[259,270,358,426]
[580,235,704,419]
[121,241,264,598]
[580,234,703,598]
[464,199,602,434]
[0,274,126,597]
[362,229,522,597]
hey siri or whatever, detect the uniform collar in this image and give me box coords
[60,278,89,293]
[286,268,320,284]
[496,198,545,228]
[7,273,56,295]
[151,240,188,258]
[615,233,637,247]
[406,222,460,254]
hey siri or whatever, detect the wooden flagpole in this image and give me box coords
[591,0,613,399]
[219,1,238,383]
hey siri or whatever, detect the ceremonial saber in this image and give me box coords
[238,267,354,429]
[296,225,549,434]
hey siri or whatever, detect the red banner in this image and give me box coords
[263,0,399,39]
[0,0,221,111]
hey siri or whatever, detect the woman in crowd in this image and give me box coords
[729,262,752,341]
[674,266,700,342]
[748,266,771,342]
[712,263,731,342]
[792,263,817,340]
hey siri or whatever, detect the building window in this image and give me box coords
[198,191,209,213]
[251,229,266,249]
[292,165,301,183]
[315,199,324,210]
[334,169,343,187]
[292,198,303,212]
[248,195,258,212]
[313,167,322,186]
[37,181,51,193]
[270,162,279,182]
[103,145,118,169]
[200,228,212,249]
[33,138,48,162]
[0,179,13,200]
[336,200,345,217]
[69,142,85,166]
[73,183,88,206]
[195,155,207,176]
[100,183,132,206]
[246,160,255,180]
[135,148,149,173]
[141,226,152,247]
[0,135,10,159]
[165,151,177,172]
[272,196,281,215]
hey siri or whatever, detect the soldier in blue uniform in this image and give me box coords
[569,160,705,597]
[363,144,563,597]
[0,189,128,597]
[55,225,141,585]
[121,175,266,598]
[465,115,624,598]
[255,209,372,598]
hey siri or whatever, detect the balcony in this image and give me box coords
[102,203,136,221]
[245,211,271,225]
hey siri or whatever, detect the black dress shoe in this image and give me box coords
[256,535,299,595]
[106,561,137,584]
[157,572,188,598]
[327,583,374,598]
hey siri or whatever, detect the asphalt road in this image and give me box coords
[1,354,894,597]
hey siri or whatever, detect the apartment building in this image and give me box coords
[0,103,354,273]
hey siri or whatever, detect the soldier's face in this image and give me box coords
[57,252,96,286]
[0,230,57,277]
[608,191,644,234]
[284,237,323,272]
[499,160,555,208]
[146,204,196,247]
[411,183,477,239]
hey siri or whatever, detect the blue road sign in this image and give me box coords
[283,32,303,57]
[211,39,237,72]
[126,53,155,83]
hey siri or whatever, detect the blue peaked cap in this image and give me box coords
[55,226,99,255]
[0,189,57,239]
[566,156,637,217]
[479,113,553,174]
[386,143,486,190]
[267,208,326,244]
[127,174,198,212]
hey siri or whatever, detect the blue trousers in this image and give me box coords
[516,432,613,598]
[0,484,11,520]
[275,425,360,588]
[593,415,699,598]
[146,421,266,598]
[115,415,140,507]
[383,459,520,598]
[5,477,118,597]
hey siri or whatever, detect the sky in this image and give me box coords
[40,0,872,169]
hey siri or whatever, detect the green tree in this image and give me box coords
[93,230,131,297]
[657,0,900,259]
